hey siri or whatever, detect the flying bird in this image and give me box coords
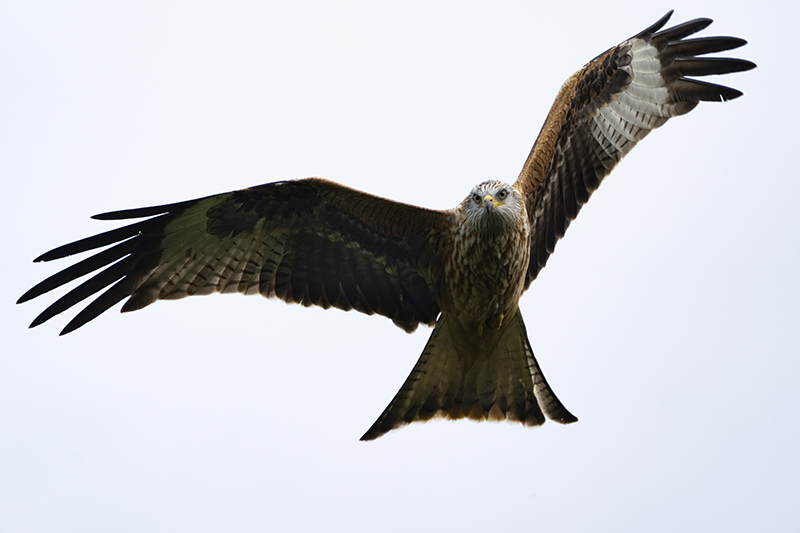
[19,12,755,440]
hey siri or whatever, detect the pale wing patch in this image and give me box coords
[520,14,755,286]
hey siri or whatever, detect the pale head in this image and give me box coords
[461,180,525,231]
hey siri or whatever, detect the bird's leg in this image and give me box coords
[487,312,505,331]
[477,312,505,335]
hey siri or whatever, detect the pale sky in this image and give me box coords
[2,1,798,531]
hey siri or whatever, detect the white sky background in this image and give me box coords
[2,1,798,531]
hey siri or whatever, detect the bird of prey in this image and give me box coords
[19,12,755,440]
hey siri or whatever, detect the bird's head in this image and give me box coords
[462,180,524,231]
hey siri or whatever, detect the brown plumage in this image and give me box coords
[18,12,755,440]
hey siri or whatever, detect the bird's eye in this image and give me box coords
[497,189,508,200]
[472,194,482,204]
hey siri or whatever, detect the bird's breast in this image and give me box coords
[444,218,530,332]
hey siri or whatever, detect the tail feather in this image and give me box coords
[360,311,576,441]
[517,317,578,424]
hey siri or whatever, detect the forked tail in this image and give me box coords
[360,311,576,440]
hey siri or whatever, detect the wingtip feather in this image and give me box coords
[59,321,81,336]
[17,292,34,305]
[635,10,674,39]
[91,198,200,220]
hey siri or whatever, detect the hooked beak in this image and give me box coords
[483,194,503,213]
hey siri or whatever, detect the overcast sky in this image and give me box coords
[2,1,798,531]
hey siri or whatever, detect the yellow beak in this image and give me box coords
[483,194,503,212]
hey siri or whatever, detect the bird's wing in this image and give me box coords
[514,11,755,286]
[19,178,452,335]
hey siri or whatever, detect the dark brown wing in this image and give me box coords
[18,178,451,335]
[514,11,756,286]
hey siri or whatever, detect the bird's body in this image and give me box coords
[361,181,576,440]
[446,181,529,333]
[19,12,755,440]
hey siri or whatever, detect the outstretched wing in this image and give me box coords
[18,178,451,335]
[514,11,756,286]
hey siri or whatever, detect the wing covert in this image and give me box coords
[18,178,449,334]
